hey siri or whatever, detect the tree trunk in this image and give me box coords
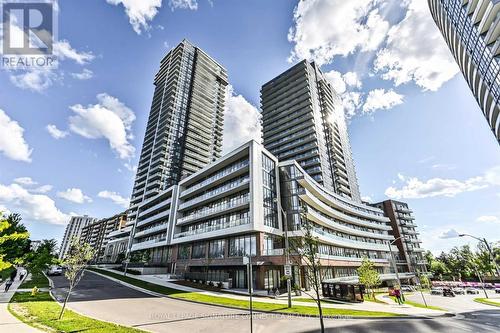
[316,287,325,333]
[58,285,72,320]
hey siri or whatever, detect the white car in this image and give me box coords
[466,288,480,295]
[47,265,63,276]
[431,287,443,295]
[452,287,465,295]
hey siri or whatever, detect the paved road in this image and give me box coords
[50,272,500,333]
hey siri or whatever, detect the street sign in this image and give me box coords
[284,264,292,276]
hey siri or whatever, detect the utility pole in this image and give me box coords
[274,197,292,308]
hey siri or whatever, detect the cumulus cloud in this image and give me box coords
[476,215,499,223]
[106,0,163,34]
[97,190,129,208]
[385,166,499,199]
[362,88,404,114]
[57,188,92,204]
[323,70,364,117]
[374,0,459,91]
[169,0,198,10]
[222,86,262,153]
[0,182,69,225]
[46,124,69,139]
[68,93,136,159]
[13,177,37,186]
[439,228,460,239]
[0,109,32,162]
[71,69,94,80]
[288,0,389,65]
[7,40,93,92]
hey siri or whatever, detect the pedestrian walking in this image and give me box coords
[10,268,17,281]
[394,288,403,305]
[4,278,13,292]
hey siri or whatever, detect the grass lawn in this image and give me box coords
[8,292,145,332]
[19,273,49,289]
[89,268,403,318]
[389,296,445,311]
[474,298,500,307]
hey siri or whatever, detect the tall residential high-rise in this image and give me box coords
[261,60,361,202]
[128,39,228,223]
[429,0,500,143]
[59,215,96,259]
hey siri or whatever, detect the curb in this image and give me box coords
[88,269,453,320]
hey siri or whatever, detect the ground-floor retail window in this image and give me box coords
[264,268,281,290]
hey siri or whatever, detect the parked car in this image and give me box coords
[431,287,443,295]
[494,288,500,294]
[401,285,415,292]
[452,287,465,295]
[442,288,455,297]
[466,288,480,295]
[47,265,62,276]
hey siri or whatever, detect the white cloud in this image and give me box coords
[341,92,363,118]
[288,0,389,65]
[68,93,136,159]
[106,0,163,34]
[439,228,460,239]
[361,195,373,203]
[374,0,459,91]
[14,177,37,186]
[8,40,93,92]
[53,40,94,65]
[362,88,404,114]
[46,124,69,139]
[169,0,198,10]
[0,182,69,225]
[57,188,92,204]
[32,185,53,194]
[385,166,500,199]
[71,69,94,80]
[323,70,364,117]
[0,109,32,162]
[222,86,262,153]
[97,190,129,208]
[9,68,59,93]
[343,72,362,89]
[476,215,499,223]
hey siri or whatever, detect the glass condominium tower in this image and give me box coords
[261,60,361,202]
[429,0,500,143]
[128,40,228,222]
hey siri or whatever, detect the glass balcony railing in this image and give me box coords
[174,217,250,238]
[177,195,250,225]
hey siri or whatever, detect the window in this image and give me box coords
[229,235,256,257]
[178,244,190,259]
[262,154,278,228]
[209,239,225,258]
[192,242,206,259]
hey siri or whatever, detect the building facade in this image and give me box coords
[261,60,361,201]
[372,200,427,274]
[59,215,96,259]
[429,0,500,143]
[127,39,228,227]
[80,212,127,262]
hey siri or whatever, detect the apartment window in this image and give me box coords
[229,235,256,257]
[209,239,225,258]
[262,154,278,228]
[192,242,206,259]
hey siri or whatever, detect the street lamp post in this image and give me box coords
[274,197,292,308]
[387,238,404,301]
[459,234,500,277]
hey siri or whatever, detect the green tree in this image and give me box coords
[0,213,29,271]
[24,239,58,276]
[419,274,431,289]
[357,257,380,299]
[59,237,95,320]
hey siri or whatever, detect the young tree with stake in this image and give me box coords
[58,237,95,320]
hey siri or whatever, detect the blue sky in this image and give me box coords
[0,0,499,255]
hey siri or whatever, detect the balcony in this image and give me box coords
[138,198,172,218]
[107,226,131,239]
[136,210,170,228]
[176,196,250,225]
[134,224,168,238]
[130,238,168,252]
[178,178,250,210]
[173,217,250,239]
[310,228,390,252]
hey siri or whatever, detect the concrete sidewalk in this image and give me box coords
[94,268,447,317]
[0,271,40,332]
